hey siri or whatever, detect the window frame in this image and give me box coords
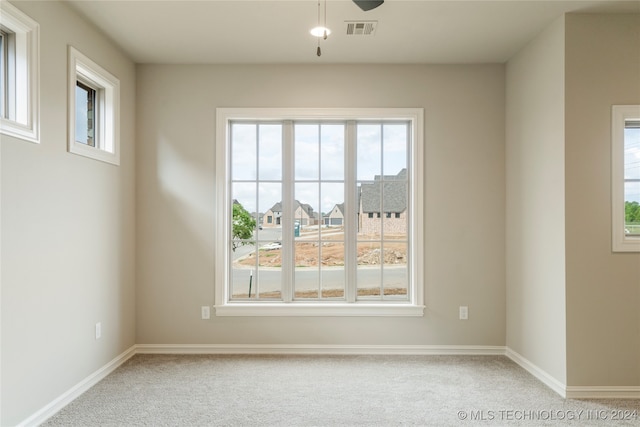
[215,108,424,316]
[0,0,39,143]
[68,46,120,165]
[612,105,640,252]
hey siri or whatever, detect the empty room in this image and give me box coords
[1,0,639,425]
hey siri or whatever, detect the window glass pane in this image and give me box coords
[357,124,381,181]
[624,124,640,235]
[624,126,640,180]
[257,182,282,299]
[295,242,319,298]
[231,183,256,249]
[75,82,96,147]
[625,182,640,235]
[231,124,257,180]
[357,241,381,298]
[231,265,282,300]
[358,182,381,238]
[383,243,408,298]
[383,123,408,175]
[232,183,283,300]
[382,176,408,240]
[321,242,345,299]
[321,124,345,180]
[295,183,319,229]
[258,183,282,238]
[321,183,344,235]
[258,124,282,180]
[295,124,319,180]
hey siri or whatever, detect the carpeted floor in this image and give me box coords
[43,354,639,426]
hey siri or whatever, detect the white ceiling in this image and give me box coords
[64,0,640,64]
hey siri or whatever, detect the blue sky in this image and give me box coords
[231,122,408,215]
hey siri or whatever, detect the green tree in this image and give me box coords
[625,201,640,223]
[232,202,256,251]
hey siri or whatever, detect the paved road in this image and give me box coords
[231,265,407,296]
[232,227,282,260]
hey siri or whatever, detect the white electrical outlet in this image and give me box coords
[95,322,102,339]
[201,306,211,320]
[459,306,468,320]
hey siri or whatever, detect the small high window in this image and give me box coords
[0,1,39,143]
[68,46,120,165]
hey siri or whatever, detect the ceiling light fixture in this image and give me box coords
[310,26,331,38]
[310,0,330,57]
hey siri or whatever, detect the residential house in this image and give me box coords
[326,203,345,226]
[263,200,317,228]
[358,169,407,235]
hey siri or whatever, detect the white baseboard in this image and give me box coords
[20,344,640,426]
[505,347,567,398]
[135,343,507,355]
[565,386,640,399]
[505,347,640,399]
[18,345,137,427]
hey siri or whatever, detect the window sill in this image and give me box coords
[69,141,119,165]
[612,234,640,253]
[214,303,425,317]
[0,118,39,144]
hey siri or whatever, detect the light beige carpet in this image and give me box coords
[43,354,639,426]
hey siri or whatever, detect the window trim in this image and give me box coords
[612,105,640,252]
[68,46,120,165]
[0,0,39,144]
[215,108,424,316]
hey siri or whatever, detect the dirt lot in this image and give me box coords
[236,232,407,268]
[232,232,408,298]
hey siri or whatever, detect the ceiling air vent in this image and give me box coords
[345,21,377,36]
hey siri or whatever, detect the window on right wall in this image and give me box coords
[612,105,640,252]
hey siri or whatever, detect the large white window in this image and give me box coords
[612,105,640,252]
[0,0,39,143]
[215,108,424,316]
[68,46,120,165]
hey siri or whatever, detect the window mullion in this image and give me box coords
[345,121,357,303]
[282,120,294,302]
[379,123,385,299]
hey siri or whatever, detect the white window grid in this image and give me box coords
[215,108,424,317]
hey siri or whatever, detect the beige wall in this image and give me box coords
[6,4,636,423]
[1,1,136,425]
[565,14,640,386]
[135,64,506,347]
[505,17,567,385]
